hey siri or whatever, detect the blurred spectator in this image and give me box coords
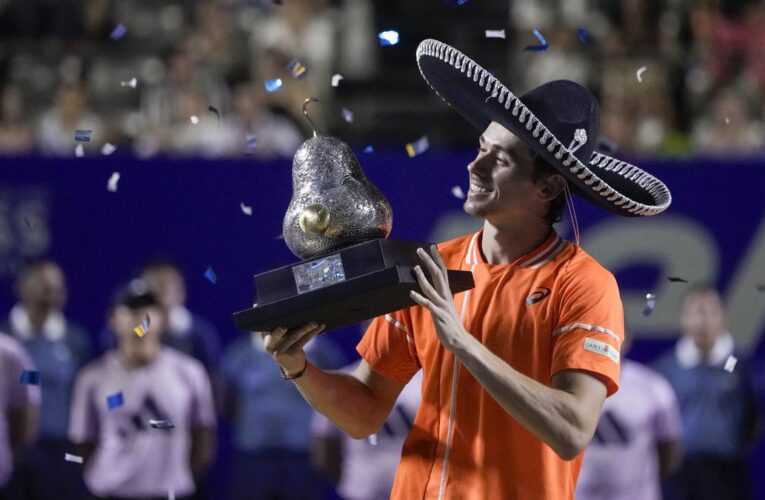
[0,85,34,154]
[69,280,216,499]
[37,82,103,156]
[221,331,344,500]
[0,334,40,500]
[311,365,422,500]
[654,285,759,500]
[576,334,683,500]
[1,258,91,500]
[691,85,764,155]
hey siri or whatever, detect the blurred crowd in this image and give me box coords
[0,0,764,159]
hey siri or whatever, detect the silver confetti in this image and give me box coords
[331,74,344,87]
[120,77,138,89]
[451,186,465,199]
[190,115,199,125]
[75,144,85,157]
[642,293,656,316]
[724,355,738,373]
[107,172,121,192]
[485,29,506,39]
[240,202,253,216]
[64,453,83,464]
[367,433,378,446]
[149,419,175,430]
[101,143,117,156]
[636,66,647,82]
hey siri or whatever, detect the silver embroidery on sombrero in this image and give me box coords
[415,38,672,217]
[567,129,587,154]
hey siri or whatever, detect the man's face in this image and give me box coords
[111,305,167,366]
[463,122,547,225]
[18,263,67,312]
[680,290,725,352]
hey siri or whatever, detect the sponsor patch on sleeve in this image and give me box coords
[583,338,620,364]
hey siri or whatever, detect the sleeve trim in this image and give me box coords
[384,314,414,344]
[553,322,621,344]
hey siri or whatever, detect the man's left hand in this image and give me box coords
[410,245,468,351]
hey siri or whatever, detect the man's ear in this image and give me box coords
[538,174,567,202]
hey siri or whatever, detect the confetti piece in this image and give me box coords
[378,30,400,46]
[110,23,127,40]
[363,145,374,154]
[75,144,84,157]
[368,433,378,446]
[208,106,221,126]
[245,134,257,154]
[19,370,40,385]
[444,0,469,5]
[107,172,120,192]
[64,453,83,464]
[331,74,344,87]
[274,233,284,240]
[577,27,589,46]
[204,266,217,284]
[120,77,138,89]
[149,419,175,430]
[485,29,506,39]
[264,79,283,92]
[451,186,465,199]
[636,66,647,82]
[341,108,354,123]
[101,143,116,156]
[667,276,689,283]
[133,313,150,337]
[107,392,124,411]
[286,59,308,80]
[405,136,430,157]
[240,203,252,216]
[724,355,738,373]
[190,115,199,125]
[74,129,92,142]
[642,293,656,316]
[524,29,549,51]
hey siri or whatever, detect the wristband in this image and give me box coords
[280,359,308,380]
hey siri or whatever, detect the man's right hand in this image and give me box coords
[261,322,326,375]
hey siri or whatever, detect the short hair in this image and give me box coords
[139,258,182,276]
[111,279,159,310]
[531,155,566,226]
[16,257,60,284]
[681,283,721,305]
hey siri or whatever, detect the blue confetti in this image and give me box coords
[341,108,354,123]
[405,136,430,157]
[378,30,400,46]
[444,0,468,4]
[19,370,40,385]
[245,134,257,154]
[264,79,283,92]
[577,27,589,46]
[107,392,124,411]
[109,23,127,40]
[524,29,549,51]
[74,129,92,142]
[204,266,217,284]
[363,145,374,153]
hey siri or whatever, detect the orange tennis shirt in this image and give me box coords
[357,230,624,500]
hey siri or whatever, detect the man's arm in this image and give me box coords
[657,440,682,477]
[8,403,38,462]
[262,325,405,439]
[190,426,216,481]
[410,246,607,460]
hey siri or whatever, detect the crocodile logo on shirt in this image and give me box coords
[525,287,551,305]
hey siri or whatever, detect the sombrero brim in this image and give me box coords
[416,39,671,217]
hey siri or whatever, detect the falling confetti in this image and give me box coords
[133,313,151,338]
[636,66,647,82]
[331,74,344,87]
[378,30,400,46]
[286,59,308,79]
[64,453,83,464]
[405,136,430,157]
[107,172,120,192]
[667,276,689,283]
[264,79,283,92]
[451,186,466,199]
[101,143,117,155]
[240,203,253,216]
[363,145,374,154]
[208,106,221,126]
[444,0,469,4]
[110,23,127,40]
[204,266,217,284]
[577,27,589,46]
[190,115,199,125]
[75,144,84,157]
[245,134,257,154]
[724,355,738,373]
[485,29,506,39]
[524,29,549,51]
[74,129,92,142]
[19,370,40,385]
[107,392,124,411]
[368,433,378,446]
[642,293,656,316]
[149,419,175,430]
[341,108,354,123]
[120,77,138,89]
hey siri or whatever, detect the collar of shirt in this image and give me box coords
[675,331,734,368]
[10,303,66,341]
[168,306,192,337]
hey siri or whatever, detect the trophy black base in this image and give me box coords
[233,239,474,334]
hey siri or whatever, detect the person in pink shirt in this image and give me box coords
[68,280,216,500]
[0,333,40,500]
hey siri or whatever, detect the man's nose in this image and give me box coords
[467,153,490,174]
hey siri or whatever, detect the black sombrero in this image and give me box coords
[416,39,671,217]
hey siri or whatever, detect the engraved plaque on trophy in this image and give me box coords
[233,98,474,334]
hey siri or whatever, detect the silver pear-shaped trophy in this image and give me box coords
[233,98,474,334]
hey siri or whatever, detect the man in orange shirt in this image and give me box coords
[261,39,672,499]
